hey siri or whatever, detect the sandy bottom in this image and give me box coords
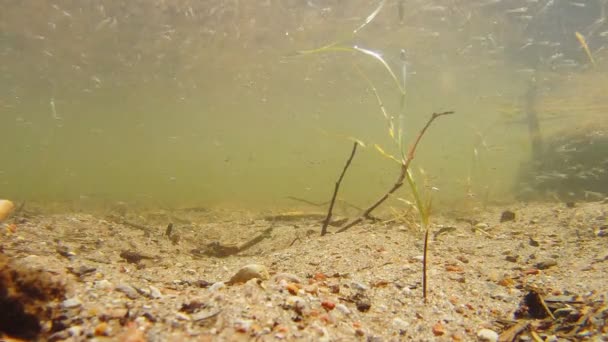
[1,200,607,341]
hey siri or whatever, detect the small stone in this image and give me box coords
[209,282,225,291]
[227,264,269,285]
[595,225,608,237]
[321,300,336,311]
[477,328,499,341]
[351,281,369,292]
[356,300,371,312]
[475,222,489,229]
[500,210,516,222]
[94,279,113,290]
[234,319,253,333]
[0,199,15,222]
[116,283,139,299]
[535,259,557,270]
[175,312,191,321]
[285,283,300,295]
[94,322,111,336]
[67,326,83,337]
[62,297,82,309]
[335,304,351,316]
[392,318,409,331]
[529,237,540,247]
[149,285,162,299]
[274,273,302,283]
[432,322,445,336]
[505,255,518,263]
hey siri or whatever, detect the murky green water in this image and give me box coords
[1,1,607,211]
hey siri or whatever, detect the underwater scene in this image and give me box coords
[1,1,607,340]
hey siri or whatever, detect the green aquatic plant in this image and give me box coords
[293,0,453,302]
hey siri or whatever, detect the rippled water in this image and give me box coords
[1,0,606,211]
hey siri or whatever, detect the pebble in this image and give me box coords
[0,199,15,221]
[392,318,409,331]
[228,264,270,284]
[175,312,191,321]
[274,273,302,283]
[149,285,162,299]
[68,325,83,337]
[351,281,369,292]
[62,297,82,308]
[475,222,490,230]
[234,319,253,333]
[535,259,557,270]
[94,279,113,290]
[335,303,351,316]
[500,210,516,222]
[209,281,225,291]
[477,328,499,342]
[116,283,140,299]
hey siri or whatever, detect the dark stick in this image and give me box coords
[286,196,364,212]
[423,228,429,302]
[321,142,359,236]
[336,111,453,233]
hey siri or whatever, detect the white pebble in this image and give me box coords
[477,328,499,342]
[335,303,351,315]
[149,285,162,299]
[351,281,369,291]
[93,279,113,290]
[62,297,82,309]
[175,312,191,321]
[209,281,225,292]
[392,317,409,330]
[67,326,83,336]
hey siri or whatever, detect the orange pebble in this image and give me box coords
[94,322,110,336]
[314,272,327,281]
[445,265,464,273]
[6,223,17,233]
[286,283,300,295]
[432,322,445,336]
[274,324,289,333]
[321,300,336,311]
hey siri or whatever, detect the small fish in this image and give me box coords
[575,31,596,67]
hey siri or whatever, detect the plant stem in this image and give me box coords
[321,142,359,236]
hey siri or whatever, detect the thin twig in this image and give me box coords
[321,142,359,236]
[423,228,429,302]
[336,111,453,233]
[286,196,364,212]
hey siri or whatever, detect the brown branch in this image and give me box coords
[336,111,454,233]
[423,228,429,302]
[321,142,359,236]
[286,196,364,212]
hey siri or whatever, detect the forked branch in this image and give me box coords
[336,111,454,233]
